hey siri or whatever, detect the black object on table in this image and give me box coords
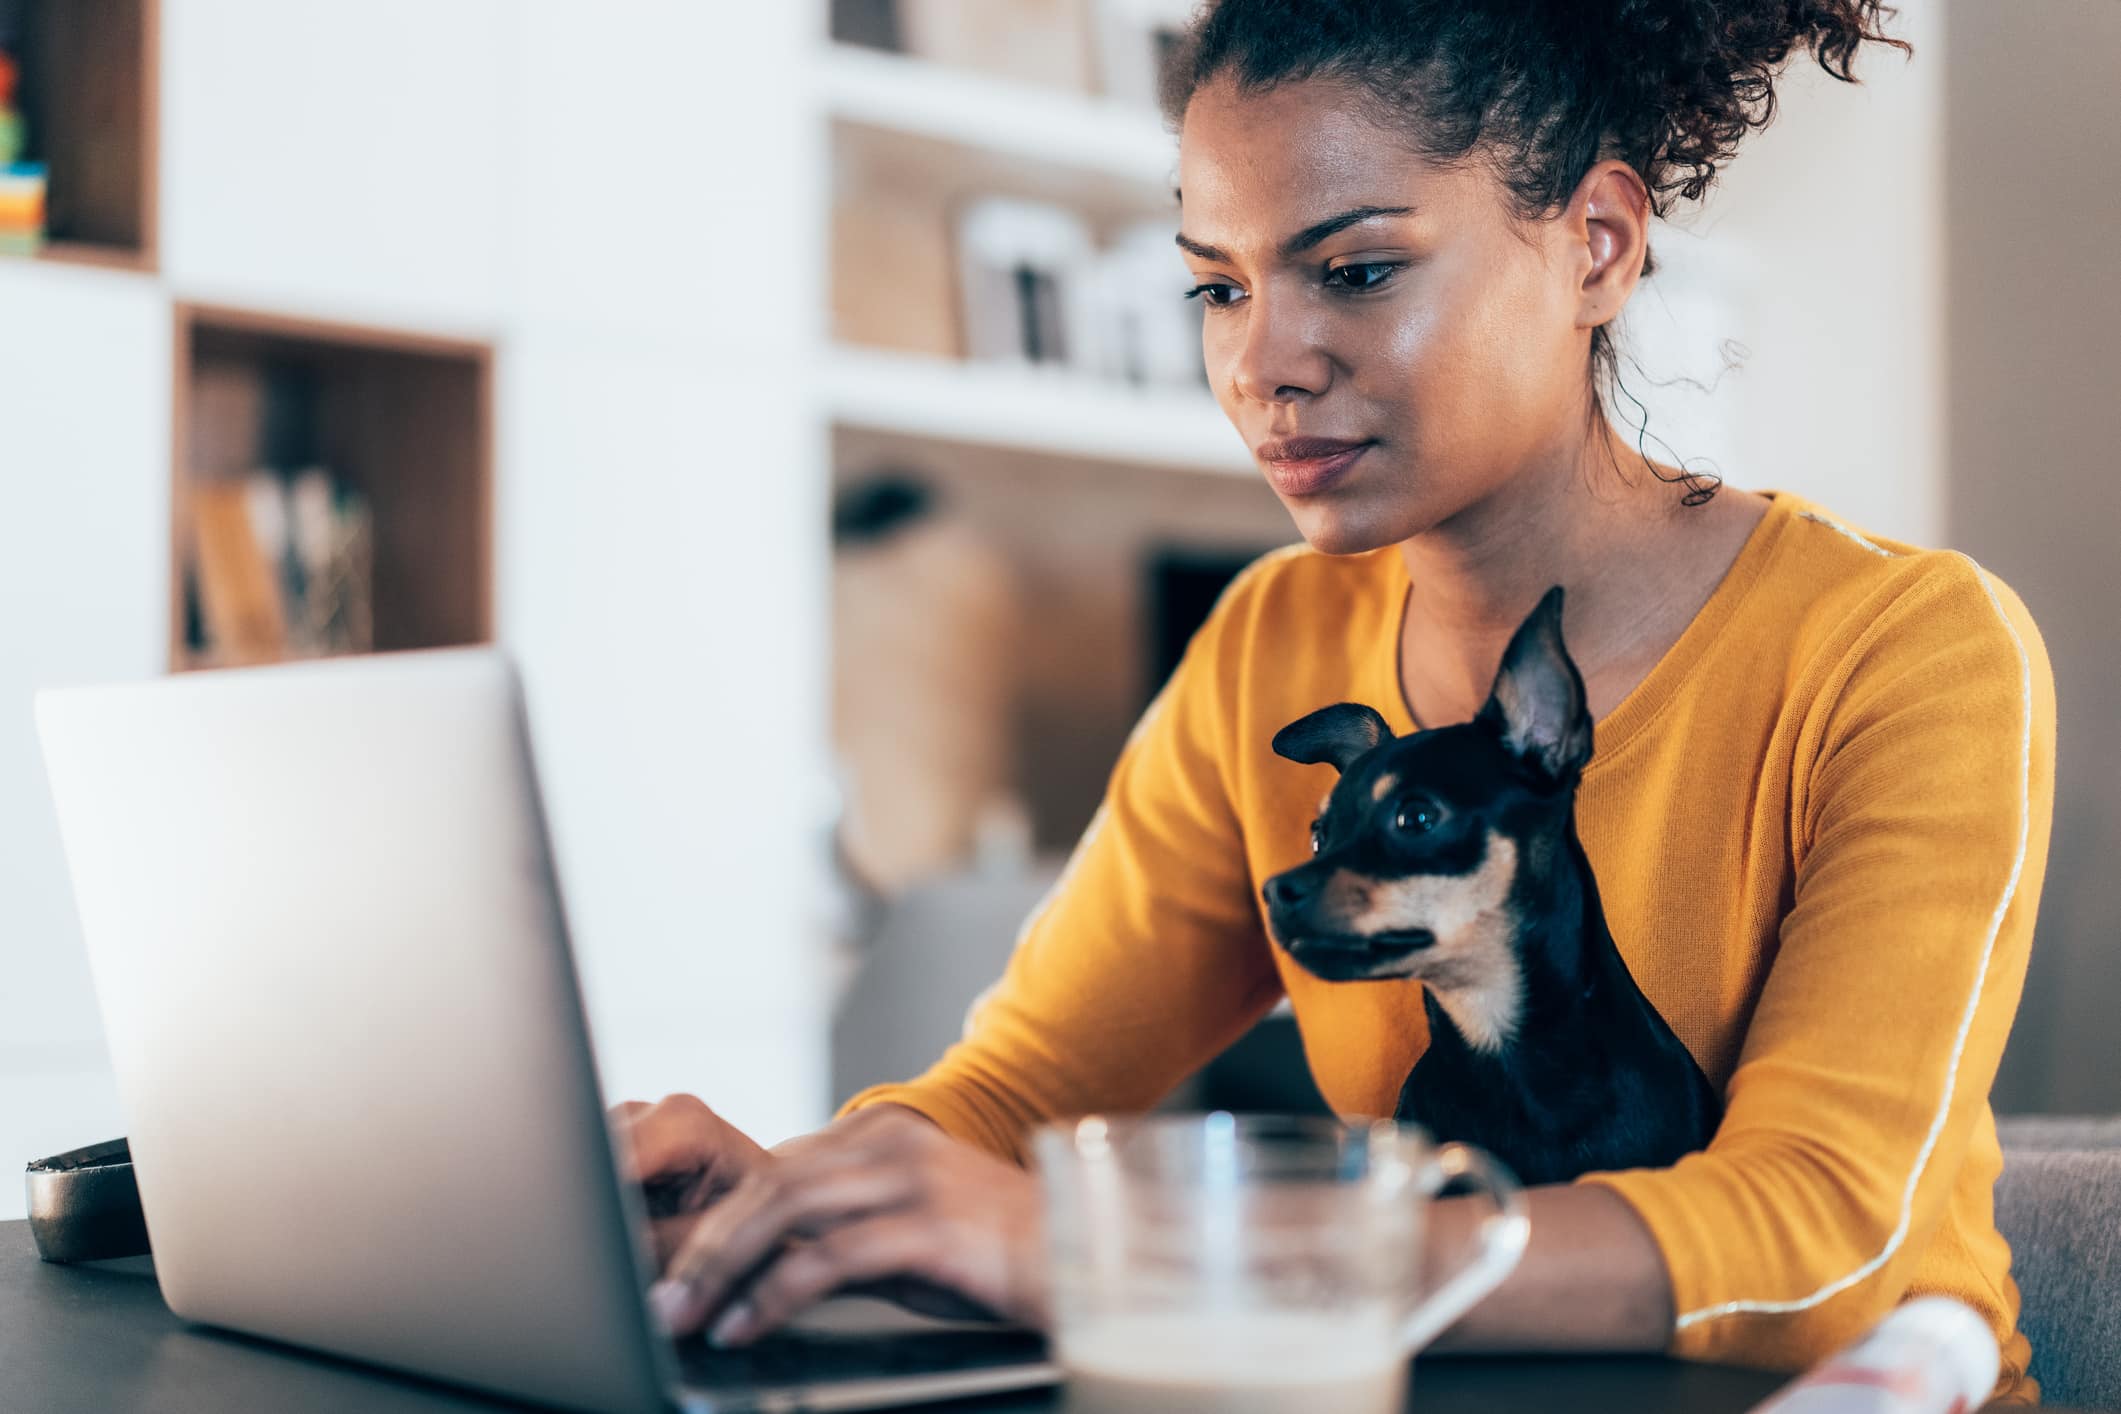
[0,1217,2036,1414]
[25,1137,151,1264]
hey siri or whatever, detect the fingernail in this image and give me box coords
[648,1280,691,1336]
[709,1301,755,1348]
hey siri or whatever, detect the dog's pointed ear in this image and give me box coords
[1476,586,1593,784]
[1272,703,1393,774]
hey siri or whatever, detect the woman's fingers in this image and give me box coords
[613,1093,771,1204]
[632,1103,914,1280]
[640,1105,1044,1342]
[651,1153,921,1334]
[713,1217,942,1347]
[612,1093,716,1186]
[649,1212,702,1269]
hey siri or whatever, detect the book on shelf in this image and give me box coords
[188,469,374,669]
[0,161,44,257]
[0,25,42,257]
[191,481,287,667]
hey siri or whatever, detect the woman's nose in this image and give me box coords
[1227,302,1333,405]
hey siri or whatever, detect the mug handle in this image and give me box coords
[1395,1141,1531,1352]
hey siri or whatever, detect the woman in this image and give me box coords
[623,0,2054,1398]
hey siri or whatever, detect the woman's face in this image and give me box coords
[1177,75,1610,554]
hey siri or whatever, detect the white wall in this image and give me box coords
[500,328,833,1138]
[0,0,832,1220]
[0,263,169,1200]
[491,0,833,1142]
[1629,0,2119,1114]
[1616,3,1945,545]
[161,0,513,332]
[1943,0,2121,1114]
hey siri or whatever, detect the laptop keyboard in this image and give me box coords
[676,1324,1052,1388]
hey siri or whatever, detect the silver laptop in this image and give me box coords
[36,648,1057,1413]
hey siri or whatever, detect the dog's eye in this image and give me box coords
[1308,820,1325,855]
[1395,799,1444,835]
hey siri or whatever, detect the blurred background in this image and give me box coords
[0,0,2113,1221]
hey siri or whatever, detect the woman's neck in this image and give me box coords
[1394,424,1765,728]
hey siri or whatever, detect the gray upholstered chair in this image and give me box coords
[1994,1115,2121,1409]
[830,861,1063,1109]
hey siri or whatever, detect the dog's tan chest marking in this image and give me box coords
[1417,910,1523,1055]
[1350,833,1524,1054]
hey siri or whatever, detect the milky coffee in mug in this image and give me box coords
[1033,1115,1528,1414]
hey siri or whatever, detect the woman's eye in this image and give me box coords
[1328,262,1400,292]
[1308,821,1325,855]
[1184,282,1244,308]
[1395,800,1442,834]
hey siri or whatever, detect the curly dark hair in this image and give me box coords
[1162,1,1914,506]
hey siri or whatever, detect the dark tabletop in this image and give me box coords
[0,1219,2048,1414]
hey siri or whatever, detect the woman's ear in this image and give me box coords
[1571,160,1651,331]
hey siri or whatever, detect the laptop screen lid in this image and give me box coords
[37,649,676,1411]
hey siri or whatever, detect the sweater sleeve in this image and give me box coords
[1581,557,2056,1369]
[838,563,1286,1165]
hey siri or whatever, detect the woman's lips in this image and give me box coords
[1258,439,1375,498]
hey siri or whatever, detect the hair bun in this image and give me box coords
[1601,0,1914,205]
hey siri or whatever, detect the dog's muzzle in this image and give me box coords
[1279,931,1434,983]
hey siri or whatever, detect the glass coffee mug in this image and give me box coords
[1032,1114,1530,1414]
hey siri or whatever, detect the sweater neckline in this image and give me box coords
[1368,489,1802,776]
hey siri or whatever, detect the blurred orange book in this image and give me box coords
[0,163,45,256]
[191,482,287,666]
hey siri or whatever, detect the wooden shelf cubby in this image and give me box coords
[171,304,493,672]
[9,0,157,269]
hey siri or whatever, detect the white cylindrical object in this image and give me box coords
[1747,1297,2000,1414]
[955,197,1096,367]
[1098,219,1206,390]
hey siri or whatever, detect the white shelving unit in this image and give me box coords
[818,41,1251,478]
[824,346,1246,475]
[819,42,1176,198]
[814,32,1291,910]
[0,3,839,1215]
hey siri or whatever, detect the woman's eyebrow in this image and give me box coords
[1174,204,1420,263]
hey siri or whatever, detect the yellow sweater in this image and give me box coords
[845,490,2055,1400]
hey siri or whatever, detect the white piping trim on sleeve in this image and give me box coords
[1675,544,2034,1329]
[1799,509,1893,559]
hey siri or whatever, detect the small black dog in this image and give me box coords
[1260,587,1720,1186]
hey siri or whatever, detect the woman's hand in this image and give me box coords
[646,1104,1048,1346]
[609,1094,774,1268]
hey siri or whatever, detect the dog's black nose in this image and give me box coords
[1263,871,1317,911]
